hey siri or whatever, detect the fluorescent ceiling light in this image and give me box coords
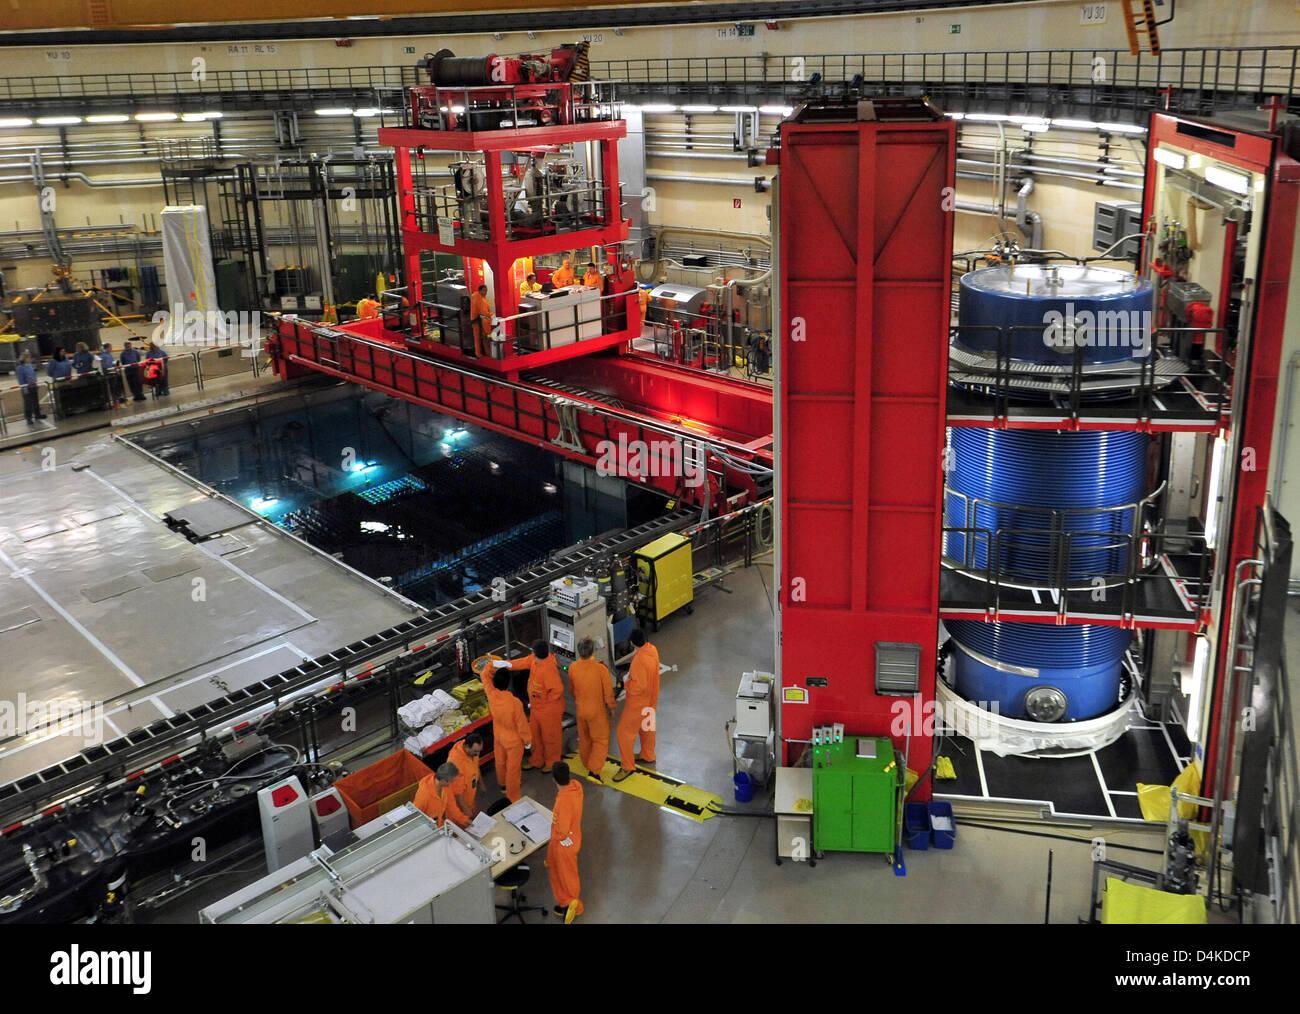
[315,107,355,116]
[1050,117,1145,134]
[1153,147,1186,170]
[639,103,677,113]
[964,113,1009,122]
[134,112,178,121]
[86,114,129,123]
[181,111,224,122]
[353,108,382,117]
[1187,636,1209,743]
[0,118,33,128]
[1204,435,1226,549]
[759,105,794,116]
[1205,164,1250,195]
[36,115,82,126]
[681,104,719,113]
[720,105,758,113]
[946,112,965,120]
[1020,121,1049,132]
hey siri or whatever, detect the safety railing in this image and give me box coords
[0,65,418,104]
[948,324,1232,425]
[596,47,1300,90]
[3,48,1297,121]
[1267,627,1299,924]
[942,482,1163,589]
[0,345,266,437]
[941,522,1210,622]
[678,496,775,571]
[408,164,617,243]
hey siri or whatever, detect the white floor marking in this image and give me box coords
[1089,751,1118,818]
[0,545,144,689]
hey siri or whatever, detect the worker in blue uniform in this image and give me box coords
[46,348,73,381]
[72,342,96,376]
[98,342,126,406]
[119,341,145,401]
[16,353,46,424]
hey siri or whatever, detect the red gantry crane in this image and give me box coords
[267,44,773,510]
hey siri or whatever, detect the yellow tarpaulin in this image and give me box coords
[1101,878,1207,924]
[1137,761,1208,854]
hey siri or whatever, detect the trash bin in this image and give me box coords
[733,772,753,803]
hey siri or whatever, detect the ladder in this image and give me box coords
[1121,0,1162,56]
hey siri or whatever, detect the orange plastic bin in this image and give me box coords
[333,750,432,827]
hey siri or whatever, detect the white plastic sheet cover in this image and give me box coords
[158,205,231,345]
[934,678,1136,758]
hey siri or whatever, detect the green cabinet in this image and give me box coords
[812,737,896,855]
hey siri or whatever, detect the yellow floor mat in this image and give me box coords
[564,753,724,822]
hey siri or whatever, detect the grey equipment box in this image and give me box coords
[199,804,495,924]
[1092,200,1144,260]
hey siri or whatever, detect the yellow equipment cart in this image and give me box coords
[634,533,694,629]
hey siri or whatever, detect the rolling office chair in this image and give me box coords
[485,796,549,923]
[494,863,549,923]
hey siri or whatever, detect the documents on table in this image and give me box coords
[501,800,534,823]
[466,812,497,838]
[500,800,552,844]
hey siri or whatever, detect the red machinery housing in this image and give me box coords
[774,99,955,797]
[411,43,592,131]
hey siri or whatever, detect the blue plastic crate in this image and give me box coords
[928,801,956,849]
[903,802,930,851]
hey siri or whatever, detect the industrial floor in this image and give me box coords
[0,419,421,789]
[939,705,1192,820]
[131,559,1299,925]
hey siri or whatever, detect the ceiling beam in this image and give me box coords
[3,0,1024,45]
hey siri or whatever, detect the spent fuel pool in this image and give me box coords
[131,387,647,605]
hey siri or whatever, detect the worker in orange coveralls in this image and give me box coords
[567,636,615,782]
[500,640,565,773]
[485,668,533,802]
[448,731,486,818]
[551,258,576,288]
[614,628,660,781]
[547,761,584,923]
[413,762,460,826]
[356,295,380,319]
[469,284,493,358]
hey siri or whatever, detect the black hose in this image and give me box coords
[957,819,1164,855]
